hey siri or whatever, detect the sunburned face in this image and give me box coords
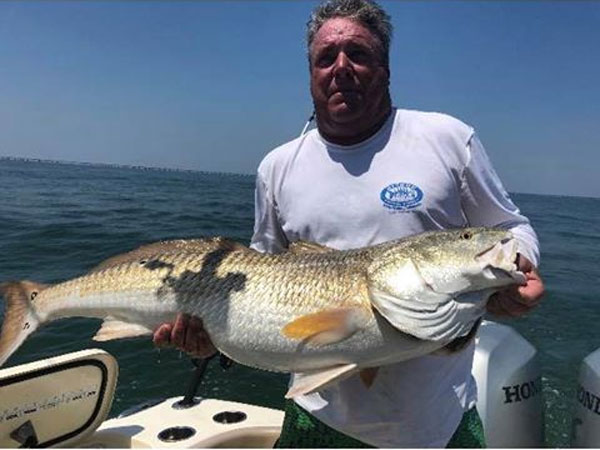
[309,17,391,145]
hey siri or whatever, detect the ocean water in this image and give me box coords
[1,158,599,447]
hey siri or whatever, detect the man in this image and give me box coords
[154,0,544,447]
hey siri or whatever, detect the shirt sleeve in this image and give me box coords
[249,169,289,254]
[460,132,540,267]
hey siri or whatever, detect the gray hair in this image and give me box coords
[306,0,393,68]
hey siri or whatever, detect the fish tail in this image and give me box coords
[0,281,47,366]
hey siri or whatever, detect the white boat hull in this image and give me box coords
[83,398,284,448]
[0,321,549,448]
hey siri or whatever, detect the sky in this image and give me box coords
[0,1,599,197]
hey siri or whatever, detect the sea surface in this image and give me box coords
[0,158,599,447]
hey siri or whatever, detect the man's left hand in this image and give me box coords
[487,254,544,317]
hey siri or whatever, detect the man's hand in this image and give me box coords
[487,254,544,317]
[153,313,217,358]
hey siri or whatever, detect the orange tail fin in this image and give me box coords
[0,281,47,366]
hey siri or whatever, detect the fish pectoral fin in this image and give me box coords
[285,363,358,398]
[93,318,153,342]
[281,308,368,347]
[288,241,335,254]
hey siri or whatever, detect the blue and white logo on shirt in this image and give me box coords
[380,182,423,211]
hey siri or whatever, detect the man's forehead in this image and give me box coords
[312,17,378,47]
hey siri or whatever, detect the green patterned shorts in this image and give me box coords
[274,400,485,448]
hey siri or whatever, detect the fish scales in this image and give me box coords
[0,228,527,396]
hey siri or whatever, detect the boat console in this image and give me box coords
[0,350,118,447]
[0,349,283,448]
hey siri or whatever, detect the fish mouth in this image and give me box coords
[475,237,527,286]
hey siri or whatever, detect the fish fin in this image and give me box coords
[359,367,379,388]
[288,241,335,254]
[0,281,47,366]
[281,308,368,346]
[93,318,153,342]
[90,237,250,273]
[285,363,358,398]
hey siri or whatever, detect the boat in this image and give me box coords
[571,347,600,447]
[0,321,555,448]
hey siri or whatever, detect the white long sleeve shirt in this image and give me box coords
[250,108,539,447]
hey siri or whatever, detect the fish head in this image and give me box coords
[369,228,527,299]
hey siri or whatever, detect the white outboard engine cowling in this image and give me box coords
[472,321,544,447]
[571,348,600,447]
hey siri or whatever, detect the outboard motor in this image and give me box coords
[472,321,544,447]
[571,348,600,447]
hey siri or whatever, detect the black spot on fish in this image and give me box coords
[145,259,171,271]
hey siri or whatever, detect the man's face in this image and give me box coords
[309,17,390,133]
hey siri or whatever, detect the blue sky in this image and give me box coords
[0,1,598,197]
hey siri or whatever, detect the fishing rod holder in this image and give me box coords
[173,353,233,410]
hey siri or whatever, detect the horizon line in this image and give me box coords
[0,155,254,178]
[1,155,598,201]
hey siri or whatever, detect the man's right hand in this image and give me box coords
[153,313,217,359]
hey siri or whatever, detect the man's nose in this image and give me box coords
[332,52,352,78]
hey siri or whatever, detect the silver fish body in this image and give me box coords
[0,228,525,396]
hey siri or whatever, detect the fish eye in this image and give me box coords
[30,291,38,300]
[140,260,147,265]
[460,232,473,240]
